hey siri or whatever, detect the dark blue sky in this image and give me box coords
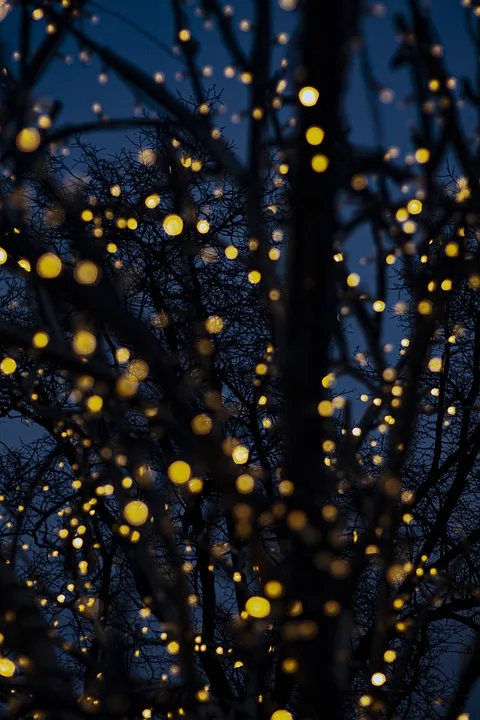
[1,1,470,156]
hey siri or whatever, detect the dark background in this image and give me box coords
[0,0,476,708]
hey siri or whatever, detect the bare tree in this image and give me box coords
[3,1,480,719]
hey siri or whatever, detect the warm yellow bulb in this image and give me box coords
[87,395,103,413]
[271,711,293,720]
[168,460,191,484]
[81,209,93,222]
[306,126,324,145]
[33,331,49,349]
[225,246,238,259]
[0,658,15,677]
[311,154,329,173]
[197,219,210,234]
[236,474,254,493]
[145,194,160,209]
[317,400,333,417]
[1,358,16,375]
[299,86,319,107]
[205,315,223,333]
[428,357,442,372]
[37,253,62,279]
[163,214,184,236]
[16,128,41,152]
[407,199,422,215]
[371,672,386,687]
[265,580,283,598]
[415,148,430,164]
[72,330,96,356]
[74,260,99,285]
[191,414,212,435]
[232,446,249,465]
[124,500,149,526]
[245,596,270,618]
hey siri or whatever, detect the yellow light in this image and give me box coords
[407,199,422,215]
[232,446,249,464]
[197,219,210,234]
[383,650,397,663]
[72,330,96,356]
[163,214,183,236]
[74,260,99,285]
[191,414,212,435]
[373,300,385,312]
[116,347,130,364]
[87,395,103,413]
[306,126,324,145]
[270,711,293,720]
[225,245,238,259]
[236,474,254,493]
[127,218,138,230]
[110,185,121,197]
[428,357,442,372]
[167,641,180,654]
[16,128,41,152]
[403,220,417,234]
[248,270,261,284]
[245,596,270,618]
[81,209,93,222]
[359,696,372,708]
[124,500,149,526]
[371,672,386,687]
[179,29,191,42]
[317,400,333,417]
[265,580,283,598]
[37,253,62,279]
[347,273,360,287]
[445,242,459,257]
[281,658,298,673]
[418,300,432,315]
[311,154,329,173]
[168,460,191,484]
[299,86,319,107]
[145,194,160,208]
[116,376,138,397]
[0,248,6,264]
[205,315,223,333]
[415,148,430,164]
[33,332,49,349]
[188,477,203,493]
[0,658,15,677]
[0,358,16,375]
[38,114,52,129]
[127,359,149,381]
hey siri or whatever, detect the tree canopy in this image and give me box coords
[2,1,480,719]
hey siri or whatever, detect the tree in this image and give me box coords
[3,1,480,719]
